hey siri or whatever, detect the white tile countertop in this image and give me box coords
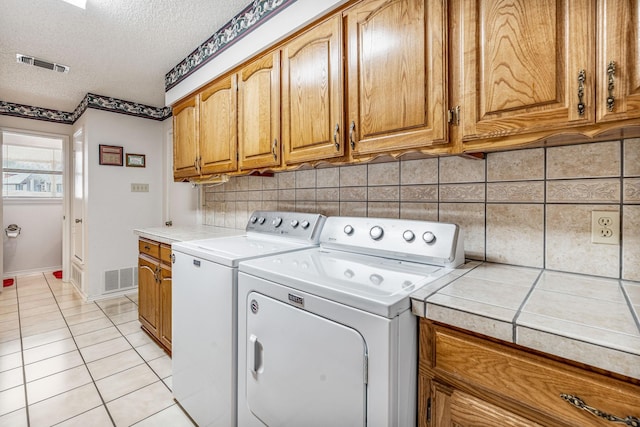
[411,262,640,380]
[133,225,242,245]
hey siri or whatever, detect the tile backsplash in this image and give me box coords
[203,138,640,281]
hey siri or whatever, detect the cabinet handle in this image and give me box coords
[271,138,278,160]
[349,121,356,150]
[333,123,340,150]
[577,69,586,116]
[607,61,616,112]
[560,394,640,426]
[144,245,150,251]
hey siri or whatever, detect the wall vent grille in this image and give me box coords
[16,54,69,73]
[71,264,83,289]
[104,267,138,293]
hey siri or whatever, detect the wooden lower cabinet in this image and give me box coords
[137,238,172,354]
[419,319,640,427]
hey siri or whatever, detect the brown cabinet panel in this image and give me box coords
[199,74,238,174]
[458,0,595,142]
[138,254,159,337]
[238,50,281,170]
[138,239,172,353]
[138,238,160,259]
[433,383,544,427]
[172,95,199,179]
[159,263,172,351]
[597,0,640,122]
[282,15,344,165]
[419,319,640,427]
[346,0,447,156]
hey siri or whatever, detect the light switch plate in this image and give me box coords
[131,183,149,192]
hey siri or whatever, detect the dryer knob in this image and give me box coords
[423,231,436,244]
[301,220,310,229]
[250,216,258,224]
[258,217,266,225]
[344,225,354,235]
[290,219,299,228]
[403,230,415,242]
[272,217,283,227]
[370,226,384,240]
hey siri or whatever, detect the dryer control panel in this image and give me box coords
[320,217,464,267]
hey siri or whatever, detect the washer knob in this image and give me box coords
[258,217,266,225]
[301,220,310,229]
[370,226,384,240]
[344,225,354,235]
[403,230,415,242]
[290,219,299,228]
[423,231,436,244]
[272,217,282,227]
[250,216,258,224]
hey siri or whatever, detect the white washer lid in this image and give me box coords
[239,247,451,318]
[172,235,317,267]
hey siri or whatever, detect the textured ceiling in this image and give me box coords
[0,0,249,112]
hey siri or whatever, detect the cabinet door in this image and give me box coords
[173,95,199,180]
[199,74,238,174]
[138,254,159,337]
[345,0,447,156]
[159,262,172,351]
[458,0,595,144]
[597,0,640,122]
[282,15,344,164]
[432,382,544,427]
[238,51,281,170]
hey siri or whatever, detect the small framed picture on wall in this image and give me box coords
[126,153,146,168]
[99,144,123,166]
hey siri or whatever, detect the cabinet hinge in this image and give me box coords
[427,397,431,424]
[447,106,460,126]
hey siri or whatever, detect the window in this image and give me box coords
[2,131,64,198]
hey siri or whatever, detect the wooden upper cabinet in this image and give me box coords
[282,16,343,165]
[238,51,281,170]
[173,95,199,180]
[457,0,595,143]
[199,74,238,175]
[345,0,448,157]
[597,0,640,122]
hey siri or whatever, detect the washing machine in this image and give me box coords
[171,211,326,427]
[237,216,464,427]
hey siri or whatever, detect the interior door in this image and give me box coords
[72,129,84,264]
[245,292,367,427]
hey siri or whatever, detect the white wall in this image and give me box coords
[3,200,63,275]
[76,109,163,299]
[0,116,72,280]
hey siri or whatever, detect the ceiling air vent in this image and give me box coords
[16,54,69,73]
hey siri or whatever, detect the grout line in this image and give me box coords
[14,275,31,427]
[511,269,545,343]
[40,272,117,427]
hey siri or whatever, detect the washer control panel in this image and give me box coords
[246,211,326,242]
[322,216,464,267]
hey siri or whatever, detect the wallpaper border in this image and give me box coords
[164,0,296,91]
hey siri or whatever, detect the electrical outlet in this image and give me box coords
[591,211,619,245]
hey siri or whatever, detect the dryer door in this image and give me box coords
[245,292,367,427]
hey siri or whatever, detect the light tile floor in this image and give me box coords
[0,272,195,426]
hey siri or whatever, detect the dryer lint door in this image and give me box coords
[245,292,367,427]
